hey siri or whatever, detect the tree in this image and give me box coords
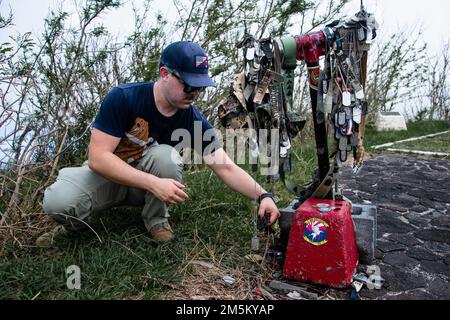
[425,40,450,120]
[0,0,123,245]
[365,30,428,120]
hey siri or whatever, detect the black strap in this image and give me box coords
[258,192,275,204]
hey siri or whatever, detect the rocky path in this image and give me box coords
[339,154,450,299]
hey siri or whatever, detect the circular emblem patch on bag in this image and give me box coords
[304,218,329,246]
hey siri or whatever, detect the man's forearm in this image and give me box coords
[212,163,266,200]
[89,152,157,192]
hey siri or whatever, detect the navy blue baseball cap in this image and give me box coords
[160,41,216,88]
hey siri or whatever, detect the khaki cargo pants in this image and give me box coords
[43,144,183,232]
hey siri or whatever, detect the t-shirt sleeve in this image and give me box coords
[93,87,129,137]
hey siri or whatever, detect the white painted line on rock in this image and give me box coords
[385,148,450,157]
[372,130,450,149]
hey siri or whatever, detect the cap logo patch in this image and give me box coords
[195,55,208,69]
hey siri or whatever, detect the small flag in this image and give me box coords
[195,55,208,69]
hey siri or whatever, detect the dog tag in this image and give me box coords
[351,80,365,100]
[324,90,333,114]
[353,105,362,124]
[254,41,262,57]
[358,27,366,41]
[339,135,347,151]
[346,136,352,151]
[340,149,348,162]
[253,60,260,71]
[338,111,346,126]
[366,27,373,44]
[355,87,364,100]
[343,90,351,106]
[246,47,255,60]
[322,79,328,94]
[346,119,353,135]
[345,107,352,120]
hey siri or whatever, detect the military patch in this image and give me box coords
[304,218,329,246]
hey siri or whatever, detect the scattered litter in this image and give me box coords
[353,273,369,283]
[271,271,282,279]
[254,286,276,300]
[254,287,264,298]
[350,289,360,300]
[269,280,318,300]
[190,260,215,269]
[369,275,384,290]
[352,280,364,292]
[223,275,235,286]
[264,250,284,263]
[244,254,264,263]
[352,272,384,290]
[287,291,304,300]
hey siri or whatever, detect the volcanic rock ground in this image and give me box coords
[338,153,450,300]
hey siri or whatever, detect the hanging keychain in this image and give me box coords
[351,79,365,100]
[337,64,352,107]
[324,52,335,114]
[353,103,362,124]
[324,81,334,114]
[246,46,255,61]
[335,78,347,126]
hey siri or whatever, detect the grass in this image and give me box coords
[0,149,317,300]
[1,119,448,299]
[393,131,450,153]
[364,120,450,152]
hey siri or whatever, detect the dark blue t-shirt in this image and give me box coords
[93,81,219,163]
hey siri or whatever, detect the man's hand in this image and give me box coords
[149,178,188,205]
[258,198,280,226]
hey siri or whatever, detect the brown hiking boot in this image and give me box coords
[149,222,174,242]
[35,225,68,247]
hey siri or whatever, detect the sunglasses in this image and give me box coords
[164,66,206,94]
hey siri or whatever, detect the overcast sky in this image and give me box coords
[1,0,449,56]
[0,0,447,164]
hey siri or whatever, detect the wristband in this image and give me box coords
[258,192,275,204]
